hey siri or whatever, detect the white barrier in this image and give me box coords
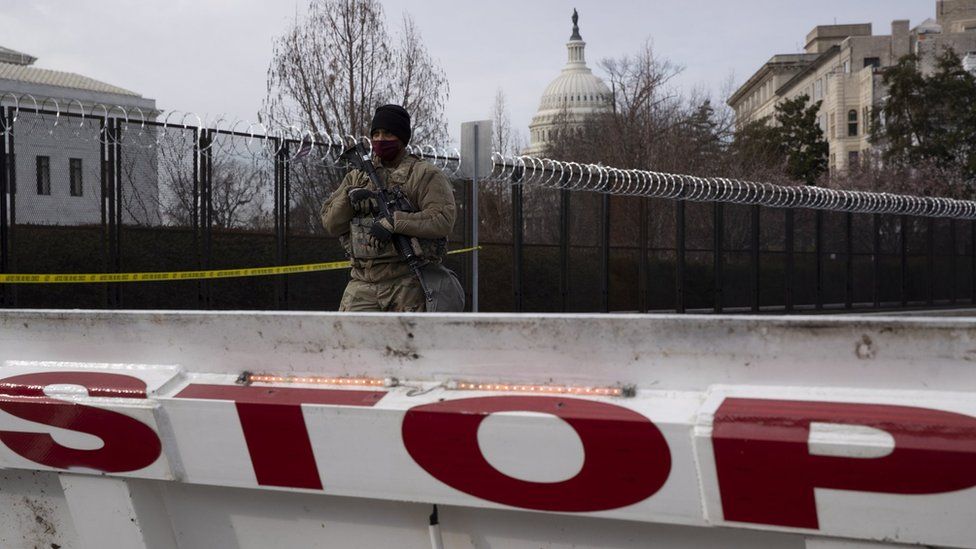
[1,311,975,549]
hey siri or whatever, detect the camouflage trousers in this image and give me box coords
[338,273,426,312]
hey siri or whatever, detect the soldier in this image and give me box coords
[321,104,462,312]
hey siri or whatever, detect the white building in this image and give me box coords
[525,10,612,156]
[0,45,159,226]
[729,0,976,173]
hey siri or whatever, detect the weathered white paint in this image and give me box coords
[1,310,968,549]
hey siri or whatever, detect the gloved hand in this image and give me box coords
[367,216,395,247]
[348,187,378,215]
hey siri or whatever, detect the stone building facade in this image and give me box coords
[0,45,159,226]
[525,10,612,156]
[728,0,976,173]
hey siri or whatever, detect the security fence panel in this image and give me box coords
[286,141,351,311]
[565,189,602,313]
[201,130,278,310]
[8,110,107,309]
[646,198,676,312]
[116,121,202,310]
[608,194,640,313]
[520,184,562,312]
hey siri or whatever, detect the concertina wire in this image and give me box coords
[2,93,975,221]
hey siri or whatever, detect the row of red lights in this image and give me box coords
[243,374,626,397]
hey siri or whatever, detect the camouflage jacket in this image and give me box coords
[320,153,457,283]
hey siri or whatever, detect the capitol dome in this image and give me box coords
[525,10,612,156]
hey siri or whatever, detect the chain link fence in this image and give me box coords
[1,105,975,313]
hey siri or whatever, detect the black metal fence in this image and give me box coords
[1,106,974,314]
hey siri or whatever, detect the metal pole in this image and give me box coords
[559,188,570,313]
[873,213,881,309]
[845,212,853,310]
[6,108,14,307]
[927,217,935,306]
[281,140,290,309]
[273,140,286,310]
[972,219,976,306]
[203,130,214,309]
[751,205,760,313]
[0,110,7,307]
[471,124,480,313]
[713,202,723,314]
[106,118,118,309]
[785,208,794,313]
[638,198,648,313]
[113,119,123,307]
[815,209,824,311]
[511,169,523,312]
[951,219,958,305]
[900,215,908,307]
[600,192,610,313]
[100,117,109,308]
[675,200,686,314]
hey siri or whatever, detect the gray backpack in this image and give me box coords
[423,264,465,312]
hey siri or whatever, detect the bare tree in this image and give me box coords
[391,14,449,143]
[491,88,513,155]
[264,0,449,143]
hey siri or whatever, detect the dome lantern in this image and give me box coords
[525,9,612,156]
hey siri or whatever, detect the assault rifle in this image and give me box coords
[339,142,433,302]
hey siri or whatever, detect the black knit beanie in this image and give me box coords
[370,104,411,145]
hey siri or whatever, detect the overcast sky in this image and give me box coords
[1,0,935,145]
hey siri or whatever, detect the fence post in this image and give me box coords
[511,169,523,313]
[273,139,289,310]
[951,218,957,305]
[972,220,976,306]
[815,209,824,311]
[713,202,723,314]
[927,216,935,306]
[559,188,570,313]
[0,108,8,307]
[639,197,648,313]
[191,125,201,307]
[113,119,123,307]
[845,212,853,310]
[600,192,610,313]
[785,208,794,313]
[750,205,760,313]
[5,108,12,307]
[105,117,119,309]
[675,200,686,314]
[873,213,881,309]
[283,140,291,309]
[900,215,908,307]
[201,129,214,309]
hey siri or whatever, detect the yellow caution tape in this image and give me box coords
[0,247,481,284]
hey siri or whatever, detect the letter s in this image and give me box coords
[0,372,162,473]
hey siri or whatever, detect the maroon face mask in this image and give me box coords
[371,139,402,162]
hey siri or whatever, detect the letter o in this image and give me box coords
[402,396,671,512]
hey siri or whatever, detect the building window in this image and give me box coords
[848,150,860,166]
[829,112,836,139]
[814,79,824,102]
[69,158,83,197]
[848,110,859,137]
[36,156,50,196]
[843,60,851,73]
[864,57,881,69]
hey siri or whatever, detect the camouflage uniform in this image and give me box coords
[321,151,457,312]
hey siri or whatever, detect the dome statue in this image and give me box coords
[525,9,613,156]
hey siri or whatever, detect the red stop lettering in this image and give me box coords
[402,396,671,512]
[175,384,386,490]
[0,372,162,473]
[713,398,976,529]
